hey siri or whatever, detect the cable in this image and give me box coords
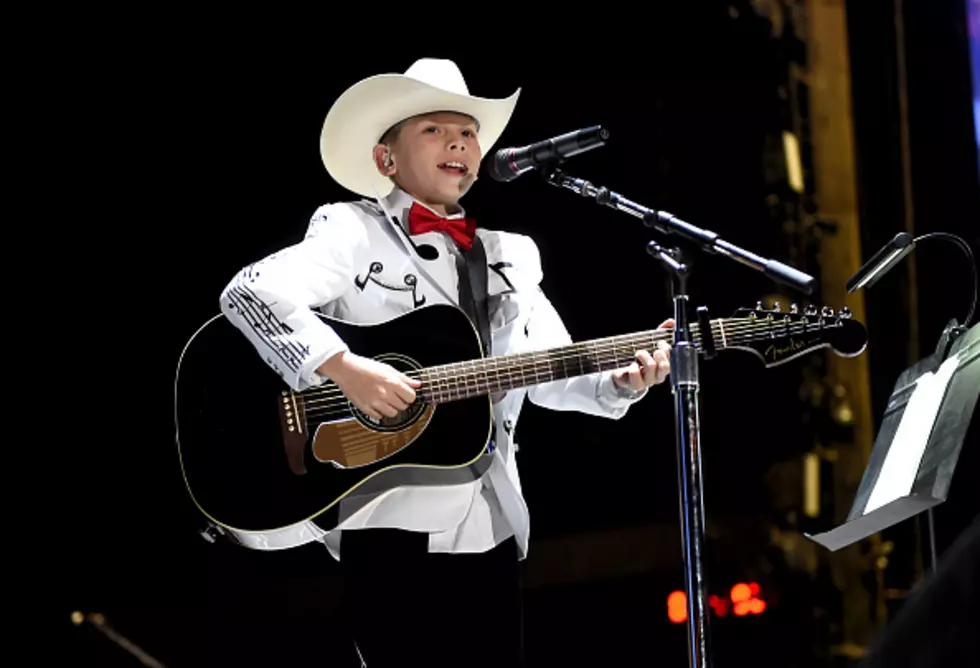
[913,232,978,328]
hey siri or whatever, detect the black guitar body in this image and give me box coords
[176,296,868,550]
[175,304,493,547]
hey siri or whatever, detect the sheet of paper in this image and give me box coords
[864,352,960,513]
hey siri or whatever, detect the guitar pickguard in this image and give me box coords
[312,405,436,468]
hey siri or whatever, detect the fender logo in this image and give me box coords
[765,338,805,360]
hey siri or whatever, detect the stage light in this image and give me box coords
[667,583,767,623]
[731,582,752,602]
[668,590,687,623]
[804,452,821,517]
[782,131,804,193]
[731,582,766,616]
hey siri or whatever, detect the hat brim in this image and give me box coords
[320,73,520,198]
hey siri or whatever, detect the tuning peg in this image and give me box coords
[756,300,765,311]
[772,301,781,312]
[804,304,818,316]
[821,306,835,318]
[839,306,852,319]
[790,303,799,314]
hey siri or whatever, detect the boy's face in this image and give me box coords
[376,111,481,215]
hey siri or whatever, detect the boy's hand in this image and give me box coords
[318,352,421,420]
[611,318,674,392]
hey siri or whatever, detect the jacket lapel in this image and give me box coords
[368,188,462,308]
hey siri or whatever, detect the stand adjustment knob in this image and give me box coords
[696,306,716,360]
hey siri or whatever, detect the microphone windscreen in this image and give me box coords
[486,150,519,183]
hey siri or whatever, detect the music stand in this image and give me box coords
[806,321,978,553]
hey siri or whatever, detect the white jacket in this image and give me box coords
[219,186,647,559]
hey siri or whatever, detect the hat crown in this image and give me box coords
[402,58,470,96]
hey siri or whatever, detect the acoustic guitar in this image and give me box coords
[174,301,866,549]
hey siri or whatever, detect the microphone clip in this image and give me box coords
[538,159,566,185]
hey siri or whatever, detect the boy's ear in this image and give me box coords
[373,144,396,176]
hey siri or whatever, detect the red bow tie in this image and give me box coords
[407,202,477,251]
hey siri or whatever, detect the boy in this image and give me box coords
[220,58,672,666]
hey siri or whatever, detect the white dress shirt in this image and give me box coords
[219,186,647,560]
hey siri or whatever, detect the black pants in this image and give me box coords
[338,528,525,667]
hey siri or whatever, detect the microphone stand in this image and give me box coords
[538,163,816,668]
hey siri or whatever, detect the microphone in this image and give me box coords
[847,232,916,292]
[487,126,609,182]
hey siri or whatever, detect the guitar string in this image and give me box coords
[296,324,825,423]
[299,321,829,420]
[297,318,800,400]
[296,318,734,408]
[293,319,839,418]
[297,318,834,411]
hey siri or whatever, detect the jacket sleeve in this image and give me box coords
[484,230,648,420]
[523,284,648,419]
[218,203,369,391]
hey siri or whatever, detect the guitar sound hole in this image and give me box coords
[349,354,427,432]
[351,399,427,432]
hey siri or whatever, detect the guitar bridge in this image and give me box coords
[278,389,309,475]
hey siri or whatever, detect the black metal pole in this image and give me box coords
[651,243,712,668]
[672,307,711,667]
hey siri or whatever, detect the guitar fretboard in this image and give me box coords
[414,320,729,403]
[292,309,856,422]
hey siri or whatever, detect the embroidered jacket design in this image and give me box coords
[489,261,516,294]
[354,261,426,308]
[224,262,310,378]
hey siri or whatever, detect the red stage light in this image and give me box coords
[667,583,766,623]
[731,583,752,603]
[668,590,687,623]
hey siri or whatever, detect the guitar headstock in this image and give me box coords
[722,301,868,367]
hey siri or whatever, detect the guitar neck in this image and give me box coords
[414,317,744,404]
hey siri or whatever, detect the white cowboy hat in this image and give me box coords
[320,58,521,197]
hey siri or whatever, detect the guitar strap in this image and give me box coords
[456,237,492,358]
[454,235,496,455]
